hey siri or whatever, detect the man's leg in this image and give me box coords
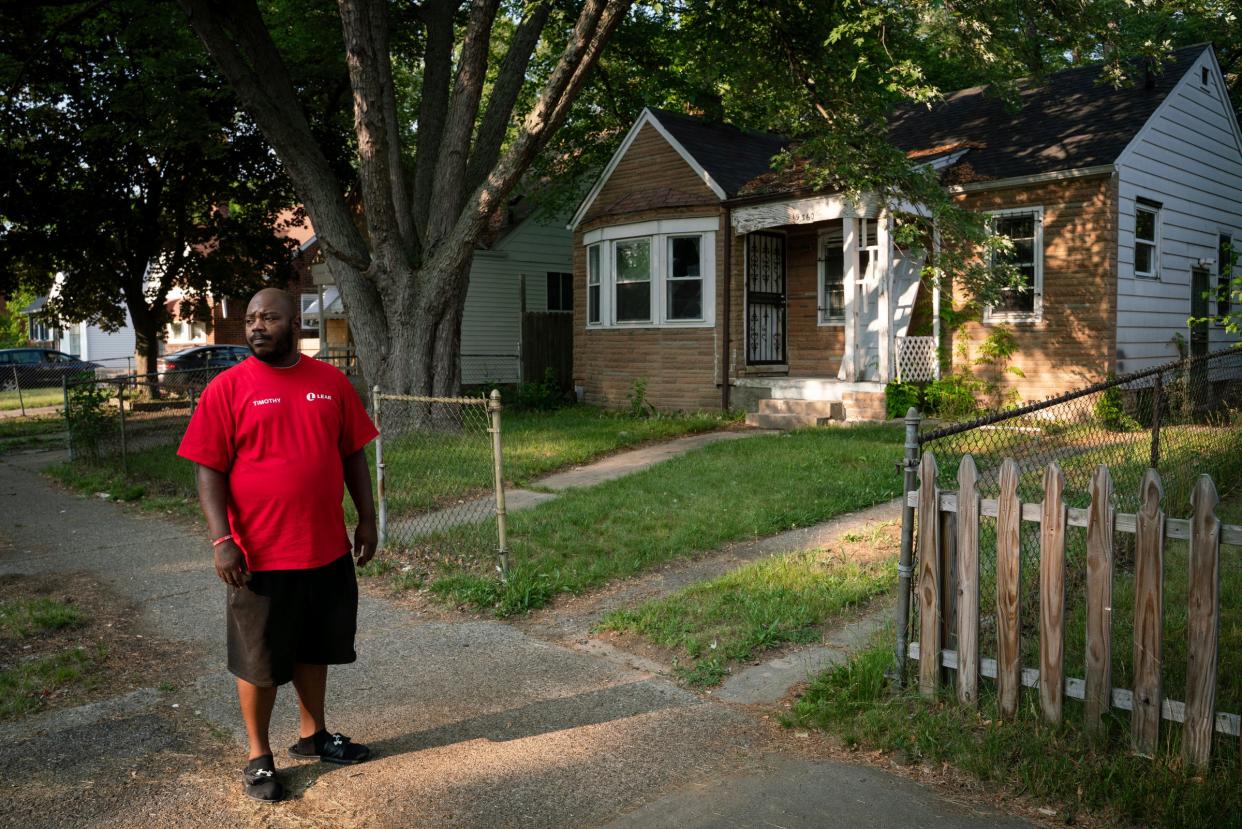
[291,662,327,739]
[236,678,279,760]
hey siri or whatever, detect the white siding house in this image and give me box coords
[460,208,574,384]
[1115,47,1242,372]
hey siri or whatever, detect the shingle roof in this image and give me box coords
[646,108,788,197]
[646,43,1210,196]
[887,43,1210,182]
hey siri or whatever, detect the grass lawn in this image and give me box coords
[598,522,898,686]
[45,405,737,523]
[416,425,903,615]
[0,595,97,719]
[789,639,1242,828]
[0,386,64,412]
[378,405,735,518]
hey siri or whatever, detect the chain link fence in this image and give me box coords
[899,345,1242,686]
[372,389,509,575]
[64,367,218,469]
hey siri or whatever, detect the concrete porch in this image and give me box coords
[733,377,888,428]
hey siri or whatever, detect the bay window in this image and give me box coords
[583,218,717,328]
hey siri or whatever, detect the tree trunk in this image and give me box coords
[129,306,165,400]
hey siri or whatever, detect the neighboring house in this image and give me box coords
[569,43,1242,420]
[21,295,136,372]
[303,200,574,385]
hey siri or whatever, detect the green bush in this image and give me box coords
[514,368,567,412]
[884,381,922,419]
[1094,381,1140,432]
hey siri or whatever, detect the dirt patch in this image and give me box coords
[0,571,201,720]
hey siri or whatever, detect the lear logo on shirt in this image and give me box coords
[252,397,282,407]
[306,392,334,402]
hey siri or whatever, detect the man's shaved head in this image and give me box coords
[246,288,296,318]
[244,288,300,366]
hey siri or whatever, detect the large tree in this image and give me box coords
[0,0,315,379]
[177,0,633,397]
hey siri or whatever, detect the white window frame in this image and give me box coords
[816,226,847,326]
[582,218,718,329]
[612,236,653,325]
[300,293,319,329]
[983,205,1044,324]
[1134,201,1160,279]
[587,244,602,325]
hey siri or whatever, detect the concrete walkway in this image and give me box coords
[0,444,1033,829]
[389,429,767,540]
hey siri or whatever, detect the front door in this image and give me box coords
[746,232,786,365]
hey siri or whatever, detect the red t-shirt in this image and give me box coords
[177,355,378,571]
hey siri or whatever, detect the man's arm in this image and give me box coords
[344,449,377,567]
[195,463,248,587]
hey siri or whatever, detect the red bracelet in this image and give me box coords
[212,534,234,547]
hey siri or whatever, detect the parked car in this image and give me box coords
[0,348,101,390]
[158,344,249,393]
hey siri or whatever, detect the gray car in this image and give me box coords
[0,348,100,390]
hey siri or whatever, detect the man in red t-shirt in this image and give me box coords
[178,288,378,802]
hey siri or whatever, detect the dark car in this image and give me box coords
[0,348,101,390]
[158,344,249,393]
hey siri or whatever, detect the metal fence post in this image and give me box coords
[488,389,511,581]
[893,406,922,688]
[372,385,387,552]
[13,366,25,417]
[1150,371,1164,470]
[62,376,73,461]
[117,380,128,475]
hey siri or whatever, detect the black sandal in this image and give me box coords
[288,730,371,765]
[242,755,285,802]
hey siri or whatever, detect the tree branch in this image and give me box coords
[176,0,370,272]
[464,1,552,195]
[430,0,632,277]
[426,0,501,244]
[410,0,455,247]
[339,0,412,262]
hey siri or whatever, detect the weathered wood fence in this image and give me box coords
[906,450,1242,768]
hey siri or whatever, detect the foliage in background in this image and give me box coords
[513,368,570,412]
[1094,379,1142,432]
[0,288,35,349]
[64,383,114,460]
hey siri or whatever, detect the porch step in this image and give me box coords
[842,391,888,422]
[757,399,846,418]
[744,412,839,430]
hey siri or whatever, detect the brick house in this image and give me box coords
[570,43,1242,422]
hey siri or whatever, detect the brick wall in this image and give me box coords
[573,124,726,411]
[951,174,1118,402]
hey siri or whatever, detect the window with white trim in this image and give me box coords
[667,236,703,320]
[583,218,717,329]
[817,226,846,324]
[1134,200,1160,278]
[614,238,652,322]
[300,293,319,329]
[984,207,1043,322]
[587,245,601,324]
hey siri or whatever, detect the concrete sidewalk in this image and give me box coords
[0,448,1032,829]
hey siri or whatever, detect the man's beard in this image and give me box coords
[249,328,297,364]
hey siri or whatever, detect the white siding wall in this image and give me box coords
[461,212,572,384]
[1115,48,1242,372]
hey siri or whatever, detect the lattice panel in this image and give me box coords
[897,336,938,382]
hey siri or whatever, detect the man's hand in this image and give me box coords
[353,518,378,567]
[214,540,249,587]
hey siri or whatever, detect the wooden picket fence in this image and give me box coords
[906,451,1242,768]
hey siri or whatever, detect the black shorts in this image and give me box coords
[226,552,358,687]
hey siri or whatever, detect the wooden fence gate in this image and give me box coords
[520,310,572,389]
[907,451,1242,768]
